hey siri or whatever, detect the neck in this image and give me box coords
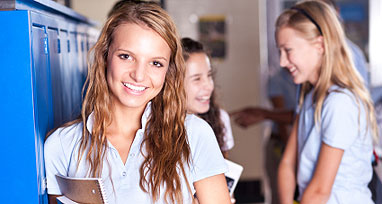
[107,103,147,139]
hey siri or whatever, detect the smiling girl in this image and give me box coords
[182,37,234,158]
[44,2,230,204]
[276,1,378,204]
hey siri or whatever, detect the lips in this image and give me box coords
[196,95,210,103]
[122,82,147,92]
[288,67,297,76]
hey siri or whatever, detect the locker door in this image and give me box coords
[59,29,73,124]
[69,31,82,119]
[47,27,64,128]
[31,23,54,204]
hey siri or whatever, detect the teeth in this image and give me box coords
[198,96,210,102]
[290,67,296,73]
[123,82,146,91]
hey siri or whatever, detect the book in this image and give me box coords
[55,174,108,204]
[224,159,244,196]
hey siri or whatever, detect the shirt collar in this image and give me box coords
[86,102,152,133]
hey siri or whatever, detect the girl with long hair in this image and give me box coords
[44,2,231,204]
[276,1,378,204]
[181,37,234,158]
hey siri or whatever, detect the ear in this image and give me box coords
[315,36,324,55]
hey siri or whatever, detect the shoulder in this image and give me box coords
[185,114,214,138]
[324,86,358,109]
[44,122,83,153]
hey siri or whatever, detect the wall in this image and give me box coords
[71,0,268,181]
[167,0,267,180]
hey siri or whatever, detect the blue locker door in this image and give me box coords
[69,31,82,119]
[47,27,64,128]
[31,23,53,204]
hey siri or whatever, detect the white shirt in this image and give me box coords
[44,104,227,203]
[297,85,373,203]
[220,109,234,151]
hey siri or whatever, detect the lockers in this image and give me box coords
[0,1,98,203]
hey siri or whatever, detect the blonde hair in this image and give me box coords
[276,0,378,141]
[69,2,189,203]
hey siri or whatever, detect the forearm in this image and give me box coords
[300,189,330,204]
[278,162,296,204]
[263,109,294,124]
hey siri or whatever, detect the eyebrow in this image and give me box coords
[115,48,169,62]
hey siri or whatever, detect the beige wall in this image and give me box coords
[167,0,267,181]
[71,0,119,27]
[71,0,268,181]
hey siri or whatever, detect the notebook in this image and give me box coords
[224,159,244,196]
[55,174,108,204]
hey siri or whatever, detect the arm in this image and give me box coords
[230,99,294,129]
[194,174,231,204]
[278,115,299,204]
[270,96,294,144]
[300,143,344,204]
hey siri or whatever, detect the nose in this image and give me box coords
[279,51,289,68]
[130,62,146,82]
[203,77,214,92]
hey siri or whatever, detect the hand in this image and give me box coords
[230,107,267,128]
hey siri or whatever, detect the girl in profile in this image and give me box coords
[276,1,378,203]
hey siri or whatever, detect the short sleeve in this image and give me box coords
[321,91,360,150]
[220,109,234,151]
[44,124,80,195]
[186,115,228,182]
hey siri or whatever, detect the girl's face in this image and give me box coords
[106,23,171,112]
[277,27,324,86]
[184,52,214,114]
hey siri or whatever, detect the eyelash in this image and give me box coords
[152,61,163,68]
[118,54,131,60]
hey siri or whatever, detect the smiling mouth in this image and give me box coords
[122,82,147,92]
[197,96,210,103]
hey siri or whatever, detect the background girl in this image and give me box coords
[276,1,378,204]
[182,37,235,158]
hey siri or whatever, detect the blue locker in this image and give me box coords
[0,1,98,203]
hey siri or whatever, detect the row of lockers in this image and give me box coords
[0,0,98,203]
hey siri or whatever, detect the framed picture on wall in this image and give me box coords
[198,15,226,59]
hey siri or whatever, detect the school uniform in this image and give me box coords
[297,85,374,203]
[44,103,227,204]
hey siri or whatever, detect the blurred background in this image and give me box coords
[1,0,381,203]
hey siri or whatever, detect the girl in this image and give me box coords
[181,37,234,158]
[276,1,378,204]
[44,2,231,204]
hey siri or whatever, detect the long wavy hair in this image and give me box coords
[181,37,226,151]
[275,0,378,141]
[71,2,190,203]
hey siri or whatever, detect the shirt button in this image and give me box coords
[122,172,127,177]
[130,153,135,157]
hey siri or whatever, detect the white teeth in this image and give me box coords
[197,96,210,102]
[290,67,296,73]
[123,82,146,91]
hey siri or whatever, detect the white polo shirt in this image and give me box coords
[44,104,227,203]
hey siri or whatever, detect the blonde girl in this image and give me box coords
[276,1,378,204]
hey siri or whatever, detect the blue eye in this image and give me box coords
[118,54,131,60]
[152,61,163,67]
